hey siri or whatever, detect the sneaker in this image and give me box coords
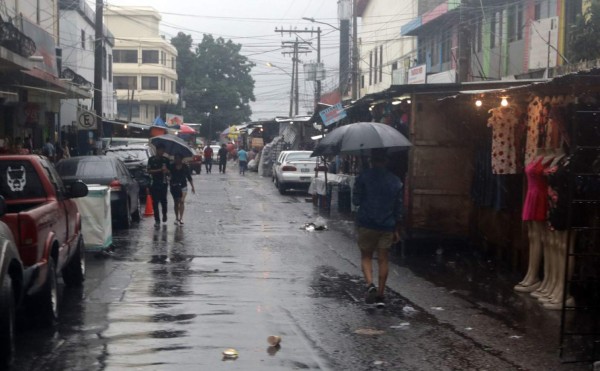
[365,284,377,305]
[174,220,180,226]
[163,215,167,223]
[179,220,184,225]
[154,221,160,227]
[375,296,386,308]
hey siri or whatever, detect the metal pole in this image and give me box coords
[289,45,295,117]
[339,19,350,99]
[94,0,104,151]
[351,0,359,100]
[316,27,321,108]
[294,38,299,116]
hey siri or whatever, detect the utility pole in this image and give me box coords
[316,27,321,108]
[339,0,351,100]
[351,0,359,100]
[94,0,104,150]
[276,28,318,114]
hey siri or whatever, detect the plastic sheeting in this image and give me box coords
[75,185,112,251]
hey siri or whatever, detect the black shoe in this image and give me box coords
[163,215,167,223]
[375,296,386,308]
[365,284,377,305]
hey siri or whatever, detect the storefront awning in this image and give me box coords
[20,67,91,99]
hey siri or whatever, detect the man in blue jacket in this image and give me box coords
[352,148,403,307]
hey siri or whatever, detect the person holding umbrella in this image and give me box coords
[352,148,403,308]
[169,154,195,225]
[147,143,171,227]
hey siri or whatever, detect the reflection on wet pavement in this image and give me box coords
[9,171,589,370]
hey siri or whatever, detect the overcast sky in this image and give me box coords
[105,0,341,121]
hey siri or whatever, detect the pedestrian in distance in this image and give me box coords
[203,145,213,173]
[42,137,56,162]
[147,143,171,227]
[218,143,228,173]
[169,154,195,226]
[352,148,403,308]
[238,146,248,175]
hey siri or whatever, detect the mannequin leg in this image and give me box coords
[536,230,559,302]
[515,221,543,292]
[544,232,575,310]
[532,228,553,298]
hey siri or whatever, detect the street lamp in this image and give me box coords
[302,17,339,31]
[267,62,294,116]
[207,105,218,143]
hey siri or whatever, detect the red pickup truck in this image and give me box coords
[0,155,88,325]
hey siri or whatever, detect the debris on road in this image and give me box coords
[509,335,523,339]
[390,322,410,329]
[267,335,282,347]
[354,328,385,336]
[430,306,445,311]
[222,348,239,360]
[402,305,417,315]
[303,216,328,231]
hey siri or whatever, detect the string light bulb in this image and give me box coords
[475,99,482,107]
[124,124,128,129]
[501,97,509,107]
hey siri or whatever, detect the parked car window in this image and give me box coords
[285,152,312,161]
[106,149,149,163]
[57,160,115,178]
[42,162,67,199]
[0,160,46,200]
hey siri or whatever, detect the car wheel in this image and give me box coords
[0,276,15,366]
[277,179,287,195]
[62,237,85,287]
[34,257,59,326]
[122,199,132,228]
[132,196,141,222]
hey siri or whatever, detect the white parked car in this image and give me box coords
[273,151,323,194]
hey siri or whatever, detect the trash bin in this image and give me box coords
[338,184,351,213]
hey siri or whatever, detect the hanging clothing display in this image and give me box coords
[525,97,543,164]
[522,156,550,221]
[487,106,523,174]
[545,155,570,231]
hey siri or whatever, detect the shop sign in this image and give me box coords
[319,103,347,127]
[78,110,96,130]
[408,65,426,85]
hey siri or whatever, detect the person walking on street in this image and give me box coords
[169,155,195,226]
[203,145,213,173]
[238,147,248,175]
[218,144,228,173]
[42,137,56,162]
[147,143,171,227]
[352,149,403,308]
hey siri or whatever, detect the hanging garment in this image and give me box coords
[525,97,543,164]
[545,156,569,230]
[522,156,550,221]
[487,106,523,174]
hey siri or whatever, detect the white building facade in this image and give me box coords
[105,6,178,124]
[357,0,418,97]
[59,0,116,132]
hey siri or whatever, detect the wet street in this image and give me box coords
[11,163,590,370]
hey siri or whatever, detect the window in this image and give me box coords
[507,5,516,42]
[517,4,524,40]
[142,50,159,64]
[474,20,483,52]
[171,81,175,94]
[391,61,398,71]
[117,102,140,118]
[161,77,166,91]
[379,45,383,82]
[142,76,159,90]
[114,50,138,63]
[102,47,107,79]
[490,12,497,48]
[441,30,452,63]
[361,74,365,89]
[534,3,541,20]
[430,34,438,65]
[369,51,373,85]
[113,76,137,90]
[171,56,176,69]
[161,51,166,65]
[374,47,378,84]
[81,30,85,50]
[108,54,113,82]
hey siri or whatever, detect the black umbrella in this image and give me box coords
[311,122,412,157]
[149,134,195,158]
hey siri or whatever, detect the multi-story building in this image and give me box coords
[400,0,585,83]
[357,0,418,97]
[105,6,178,124]
[59,0,116,152]
[0,0,90,151]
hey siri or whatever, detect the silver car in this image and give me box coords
[273,151,323,194]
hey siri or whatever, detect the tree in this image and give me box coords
[171,32,255,140]
[569,0,600,62]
